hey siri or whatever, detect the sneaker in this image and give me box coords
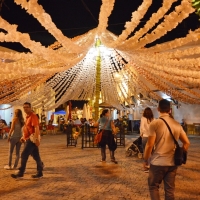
[111,159,118,164]
[4,165,11,170]
[11,173,23,179]
[101,160,106,163]
[11,165,17,170]
[144,169,149,173]
[31,173,43,179]
[12,167,18,170]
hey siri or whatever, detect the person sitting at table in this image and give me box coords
[89,119,95,126]
[89,119,97,134]
[0,119,5,128]
[0,119,8,138]
[48,119,53,125]
[68,119,74,126]
[74,118,82,126]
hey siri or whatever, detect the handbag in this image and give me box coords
[25,125,41,144]
[30,134,41,143]
[94,119,109,144]
[160,118,187,166]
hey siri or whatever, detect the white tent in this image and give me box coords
[82,103,88,120]
[87,104,92,120]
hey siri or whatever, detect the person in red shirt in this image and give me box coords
[11,102,43,179]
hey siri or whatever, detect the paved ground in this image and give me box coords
[0,133,199,200]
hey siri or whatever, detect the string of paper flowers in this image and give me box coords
[0,0,200,110]
[135,63,200,104]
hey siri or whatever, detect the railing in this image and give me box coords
[63,124,126,148]
[115,125,125,147]
[186,124,200,135]
[81,124,125,149]
[64,125,78,147]
[81,124,98,148]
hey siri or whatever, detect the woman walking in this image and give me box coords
[4,109,24,170]
[140,107,154,172]
[94,109,118,163]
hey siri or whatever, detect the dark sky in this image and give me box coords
[0,0,199,52]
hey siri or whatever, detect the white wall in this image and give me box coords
[133,107,142,120]
[133,106,159,120]
[0,105,26,126]
[132,103,200,124]
[111,109,118,120]
[0,104,14,126]
[0,104,55,125]
[173,103,200,124]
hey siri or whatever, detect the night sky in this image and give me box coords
[0,0,199,52]
[0,0,199,109]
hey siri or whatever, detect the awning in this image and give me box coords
[53,110,66,115]
[99,102,115,108]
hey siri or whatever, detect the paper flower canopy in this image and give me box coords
[0,0,200,111]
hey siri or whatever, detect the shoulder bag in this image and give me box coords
[94,119,109,144]
[160,118,187,166]
[25,125,41,144]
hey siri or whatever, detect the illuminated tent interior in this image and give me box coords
[0,0,200,112]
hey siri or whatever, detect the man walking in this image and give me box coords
[11,102,43,179]
[143,99,190,200]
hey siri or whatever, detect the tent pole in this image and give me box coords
[94,38,101,121]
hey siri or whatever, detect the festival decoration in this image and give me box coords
[94,39,101,121]
[0,0,199,111]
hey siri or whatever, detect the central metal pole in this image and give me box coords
[94,38,101,121]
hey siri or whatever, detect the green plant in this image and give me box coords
[192,0,200,18]
[122,115,128,127]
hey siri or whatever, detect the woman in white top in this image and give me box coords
[140,107,154,172]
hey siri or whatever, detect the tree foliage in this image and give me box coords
[192,0,200,19]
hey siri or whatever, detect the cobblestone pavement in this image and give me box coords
[0,134,199,200]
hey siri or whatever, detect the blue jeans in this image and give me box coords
[148,164,178,200]
[142,137,150,165]
[101,146,115,161]
[18,139,43,175]
[9,137,22,168]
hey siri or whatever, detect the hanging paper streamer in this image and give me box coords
[0,0,199,110]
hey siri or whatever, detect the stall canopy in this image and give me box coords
[99,102,115,109]
[53,110,66,115]
[82,103,89,120]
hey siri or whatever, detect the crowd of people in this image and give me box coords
[0,99,190,200]
[61,117,95,127]
[45,101,191,200]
